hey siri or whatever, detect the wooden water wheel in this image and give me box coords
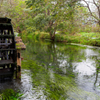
[0,18,17,80]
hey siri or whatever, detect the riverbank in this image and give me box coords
[21,32,100,47]
[0,89,22,100]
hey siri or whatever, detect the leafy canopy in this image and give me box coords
[26,0,79,38]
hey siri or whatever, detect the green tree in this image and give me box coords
[26,0,79,40]
[0,0,28,34]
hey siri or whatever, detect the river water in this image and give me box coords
[0,40,100,100]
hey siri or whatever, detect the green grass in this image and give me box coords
[21,31,100,46]
[78,32,100,39]
[55,32,100,46]
[0,89,22,100]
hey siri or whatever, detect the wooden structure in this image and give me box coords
[0,18,25,80]
[16,36,26,79]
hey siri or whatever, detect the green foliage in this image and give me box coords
[22,31,100,47]
[0,0,29,34]
[21,40,100,99]
[1,89,22,100]
[22,60,75,100]
[55,32,100,46]
[25,0,80,39]
[21,31,50,42]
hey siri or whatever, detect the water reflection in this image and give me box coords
[21,41,100,99]
[23,42,86,76]
[1,40,100,99]
[91,56,100,87]
[0,69,46,100]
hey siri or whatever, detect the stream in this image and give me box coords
[0,40,100,100]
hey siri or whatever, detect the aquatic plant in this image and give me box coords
[22,60,76,100]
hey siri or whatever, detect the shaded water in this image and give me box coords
[1,40,100,100]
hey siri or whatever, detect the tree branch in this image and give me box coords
[93,0,100,14]
[93,0,99,8]
[83,0,99,20]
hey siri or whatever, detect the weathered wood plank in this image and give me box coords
[0,43,12,46]
[0,60,14,65]
[0,48,16,51]
[0,35,14,38]
[0,25,12,30]
[0,18,11,23]
[0,72,13,76]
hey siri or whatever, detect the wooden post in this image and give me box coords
[17,49,21,79]
[16,36,26,79]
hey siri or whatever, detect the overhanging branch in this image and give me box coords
[83,0,99,20]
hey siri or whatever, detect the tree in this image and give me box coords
[26,0,79,40]
[82,0,100,26]
[0,0,28,33]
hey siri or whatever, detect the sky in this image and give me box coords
[81,0,97,11]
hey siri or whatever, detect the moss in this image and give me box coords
[16,44,21,49]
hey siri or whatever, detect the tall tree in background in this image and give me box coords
[26,0,79,40]
[83,0,100,26]
[66,0,80,34]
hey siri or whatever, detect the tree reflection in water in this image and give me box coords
[21,40,100,99]
[92,55,100,87]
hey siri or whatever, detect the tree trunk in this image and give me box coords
[17,26,21,33]
[51,35,55,41]
[98,8,100,26]
[49,32,55,41]
[98,21,100,26]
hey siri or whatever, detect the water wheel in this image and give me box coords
[0,18,17,80]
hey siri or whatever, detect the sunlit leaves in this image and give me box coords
[25,0,80,38]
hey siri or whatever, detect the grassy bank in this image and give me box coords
[0,89,22,100]
[21,31,100,46]
[59,32,100,46]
